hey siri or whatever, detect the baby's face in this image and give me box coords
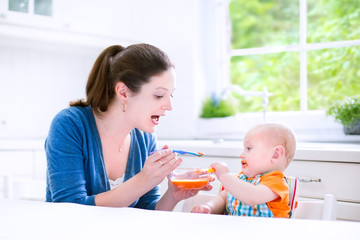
[240,129,274,178]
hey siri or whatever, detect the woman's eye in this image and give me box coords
[154,95,164,99]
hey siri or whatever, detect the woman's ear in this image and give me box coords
[114,82,129,102]
[272,145,285,161]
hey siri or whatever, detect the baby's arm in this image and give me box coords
[211,162,279,206]
[191,190,227,214]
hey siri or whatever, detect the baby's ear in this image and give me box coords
[272,145,285,160]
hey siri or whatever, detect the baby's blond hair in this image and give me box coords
[250,123,296,167]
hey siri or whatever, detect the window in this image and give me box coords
[0,0,56,28]
[8,0,52,17]
[200,0,360,142]
[227,0,360,113]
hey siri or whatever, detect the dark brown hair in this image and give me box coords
[70,43,174,116]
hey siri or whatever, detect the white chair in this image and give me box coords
[284,176,338,220]
[286,176,299,218]
[3,175,46,201]
[294,194,338,220]
[182,193,338,221]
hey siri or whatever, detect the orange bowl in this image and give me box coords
[170,168,212,189]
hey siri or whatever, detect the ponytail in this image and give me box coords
[70,45,124,116]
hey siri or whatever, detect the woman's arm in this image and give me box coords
[95,171,159,207]
[155,187,178,211]
[95,150,182,207]
[45,109,96,205]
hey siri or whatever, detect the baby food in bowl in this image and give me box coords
[170,168,213,189]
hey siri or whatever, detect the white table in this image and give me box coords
[0,199,359,240]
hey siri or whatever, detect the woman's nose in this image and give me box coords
[161,97,173,111]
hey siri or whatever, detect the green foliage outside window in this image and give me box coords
[200,94,238,118]
[229,0,360,113]
[231,52,300,112]
[307,46,360,110]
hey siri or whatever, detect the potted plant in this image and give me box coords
[326,96,360,135]
[197,94,239,138]
[200,94,237,118]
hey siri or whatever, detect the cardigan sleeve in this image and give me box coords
[45,109,96,205]
[128,129,160,210]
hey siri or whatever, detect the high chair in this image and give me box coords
[294,194,338,220]
[182,176,338,220]
[285,176,299,218]
[285,176,338,220]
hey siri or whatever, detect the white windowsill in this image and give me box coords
[158,139,360,163]
[194,110,360,144]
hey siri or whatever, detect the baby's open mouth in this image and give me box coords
[151,115,159,124]
[241,160,248,168]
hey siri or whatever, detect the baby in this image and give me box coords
[191,123,296,218]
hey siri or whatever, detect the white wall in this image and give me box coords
[0,0,218,140]
[0,43,97,138]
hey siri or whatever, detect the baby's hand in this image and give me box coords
[210,162,229,179]
[191,204,212,214]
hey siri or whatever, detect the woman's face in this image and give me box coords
[126,68,176,133]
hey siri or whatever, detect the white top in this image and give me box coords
[109,176,124,190]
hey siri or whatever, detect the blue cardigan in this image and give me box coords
[45,106,159,209]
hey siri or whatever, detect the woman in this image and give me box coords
[45,43,211,210]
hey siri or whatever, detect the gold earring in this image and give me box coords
[122,102,127,112]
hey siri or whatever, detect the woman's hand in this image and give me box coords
[141,145,182,186]
[166,175,214,202]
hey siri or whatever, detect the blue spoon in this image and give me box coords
[150,149,204,157]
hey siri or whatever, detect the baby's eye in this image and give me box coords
[247,146,252,151]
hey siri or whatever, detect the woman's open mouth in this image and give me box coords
[151,115,160,125]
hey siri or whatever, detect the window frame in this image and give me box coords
[206,0,360,142]
[0,0,59,29]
